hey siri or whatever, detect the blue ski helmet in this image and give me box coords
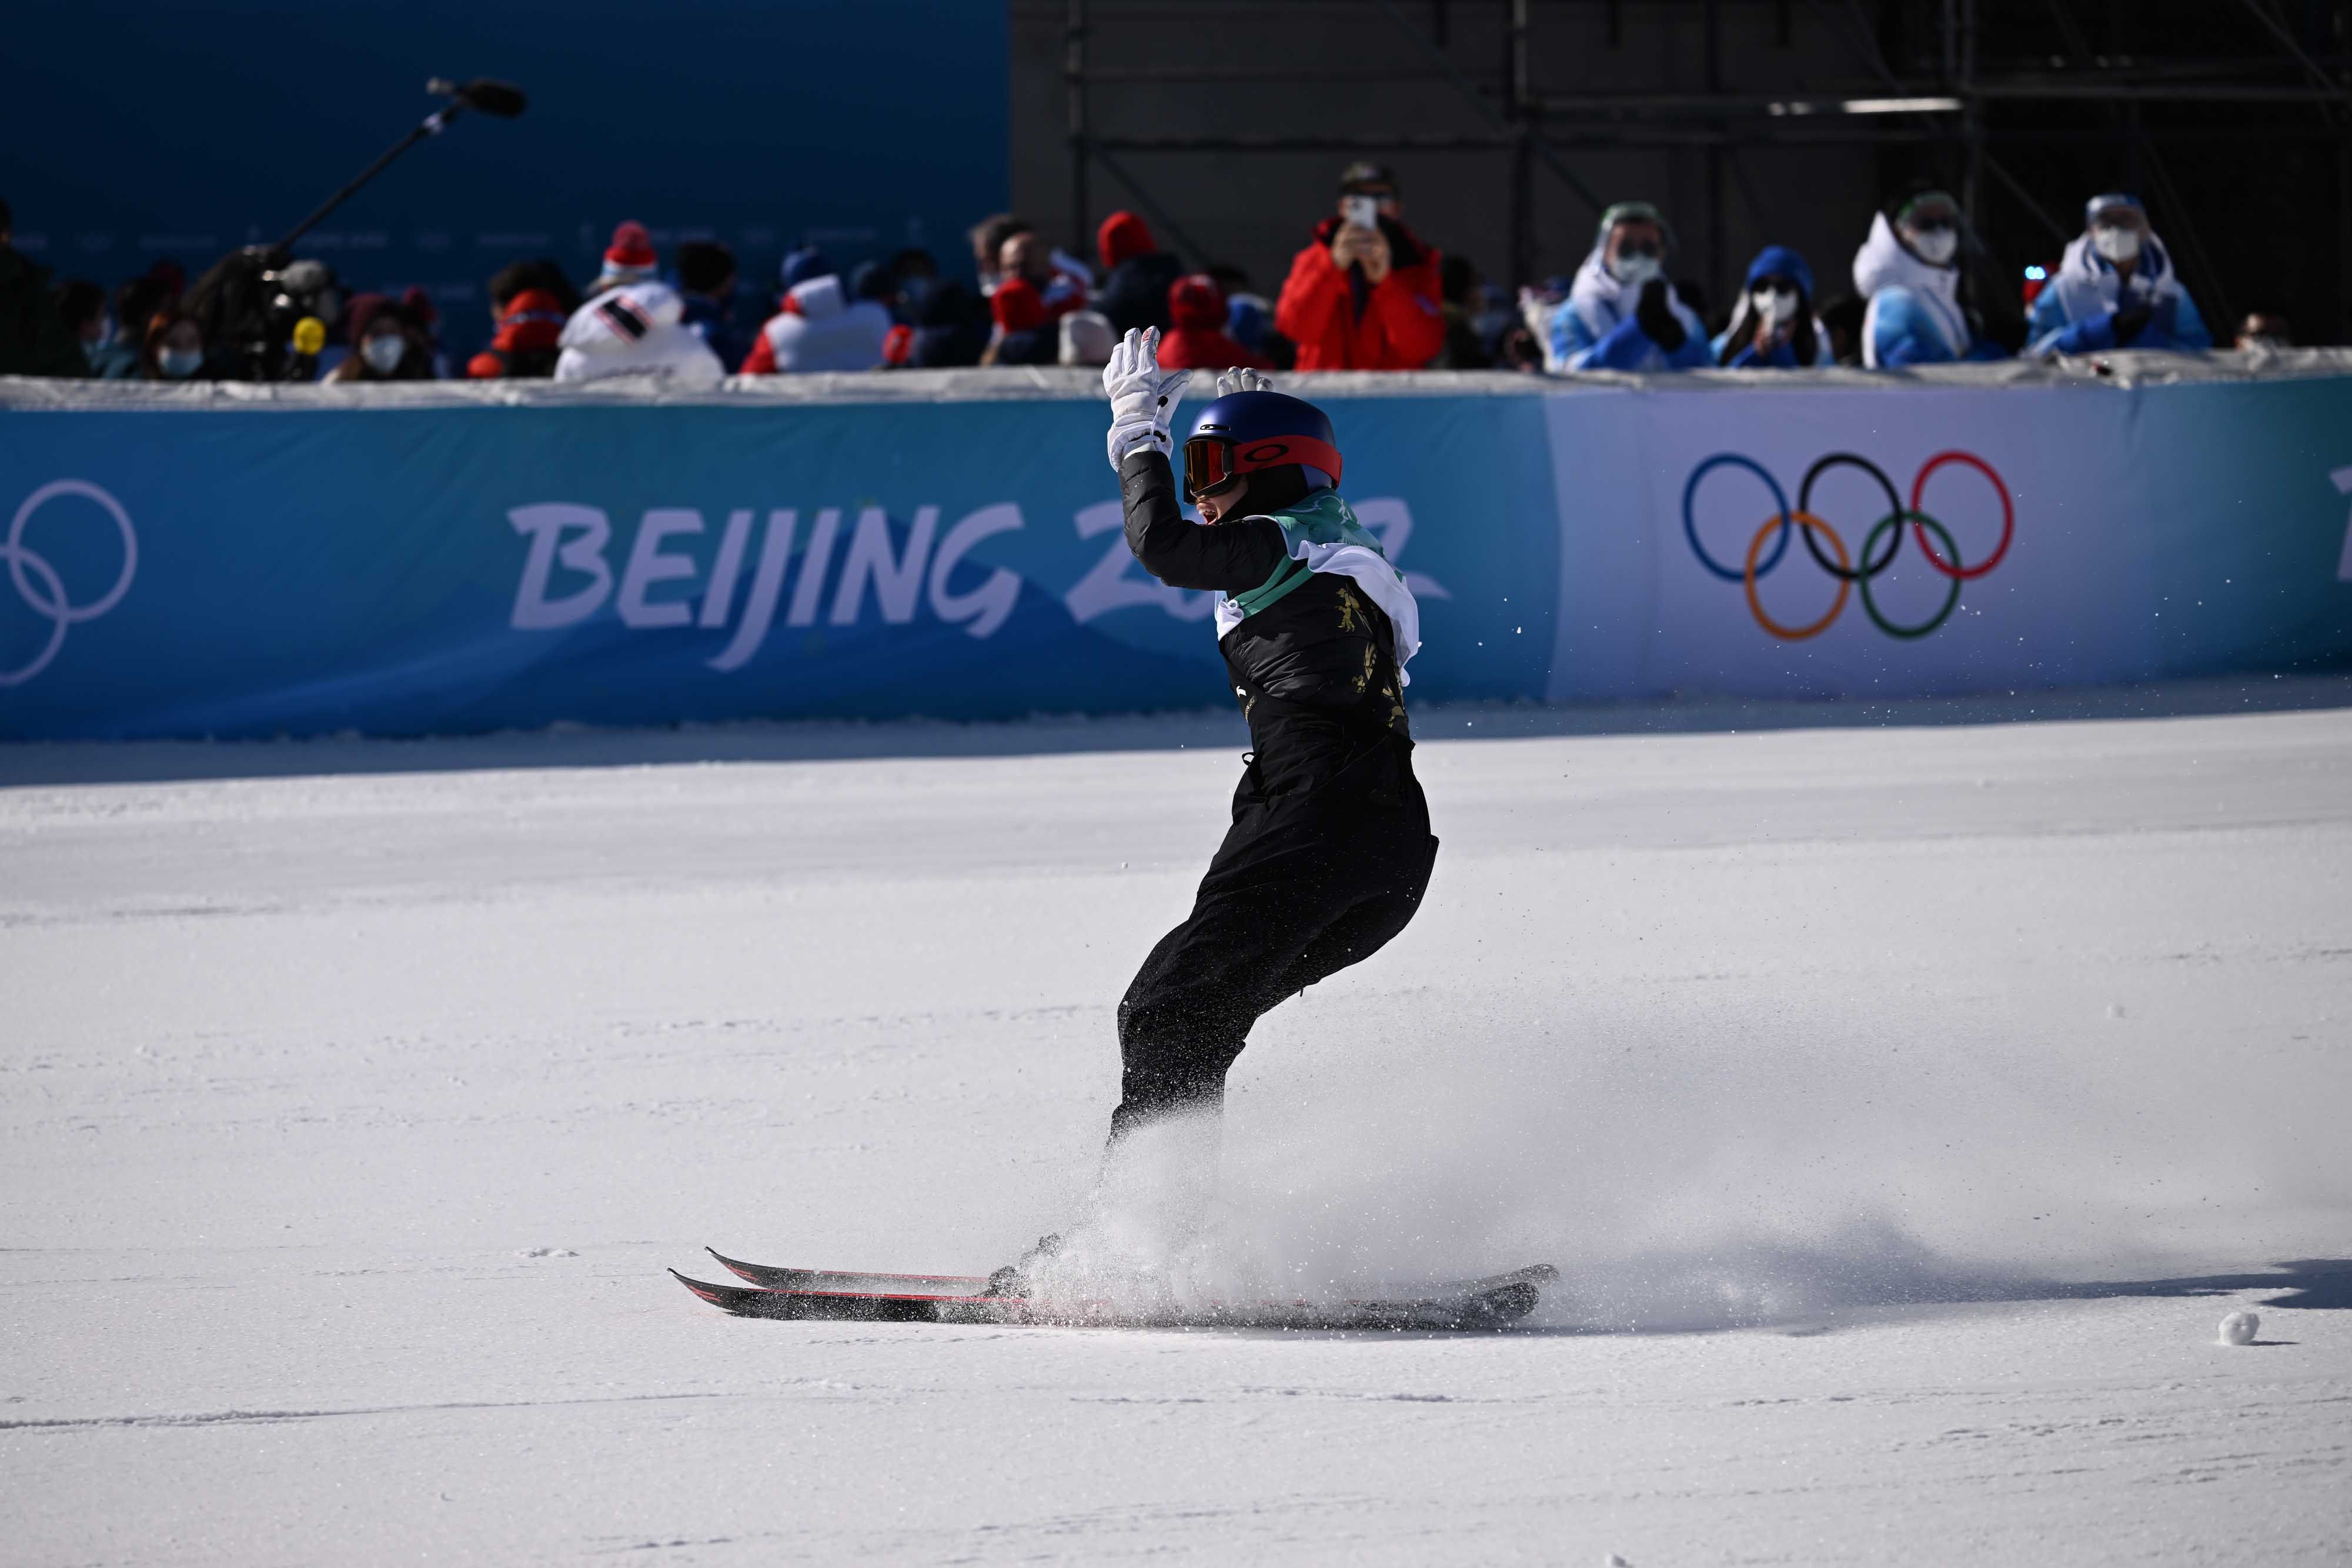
[1182,390,1342,502]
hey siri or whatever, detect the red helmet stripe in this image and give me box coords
[1231,434,1343,486]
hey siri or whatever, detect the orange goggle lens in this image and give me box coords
[1181,437,1238,501]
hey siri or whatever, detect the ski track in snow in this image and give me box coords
[2,693,2350,1564]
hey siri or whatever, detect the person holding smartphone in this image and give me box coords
[1274,162,1446,370]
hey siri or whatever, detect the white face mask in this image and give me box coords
[1751,285,1800,327]
[1609,250,1663,289]
[361,334,407,374]
[1904,225,1959,266]
[2091,225,2142,264]
[158,346,203,379]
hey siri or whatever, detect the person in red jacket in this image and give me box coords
[1156,273,1268,372]
[1274,162,1445,370]
[465,287,567,379]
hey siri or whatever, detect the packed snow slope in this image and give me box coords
[4,686,2349,1566]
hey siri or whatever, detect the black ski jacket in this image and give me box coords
[1119,449,1410,800]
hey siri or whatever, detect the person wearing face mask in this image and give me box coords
[88,277,168,379]
[2024,193,2211,359]
[327,298,430,382]
[1548,201,1710,373]
[1850,187,2006,368]
[141,310,215,382]
[1710,246,1831,369]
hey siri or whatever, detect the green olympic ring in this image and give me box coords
[1857,510,1964,640]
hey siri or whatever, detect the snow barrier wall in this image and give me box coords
[2,358,2350,740]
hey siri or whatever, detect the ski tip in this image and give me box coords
[672,1269,798,1319]
[705,1245,760,1283]
[671,1268,729,1304]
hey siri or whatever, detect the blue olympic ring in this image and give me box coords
[1682,453,1792,583]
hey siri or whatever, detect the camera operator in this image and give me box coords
[181,248,346,380]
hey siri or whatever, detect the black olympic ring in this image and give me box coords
[1797,453,1905,582]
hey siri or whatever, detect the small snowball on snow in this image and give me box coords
[2218,1310,2259,1346]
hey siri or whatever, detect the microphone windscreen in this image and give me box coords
[461,79,528,118]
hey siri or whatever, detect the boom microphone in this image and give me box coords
[266,78,528,259]
[428,78,529,118]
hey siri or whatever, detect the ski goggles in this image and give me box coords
[1180,433,1345,502]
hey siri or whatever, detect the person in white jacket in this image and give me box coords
[552,279,724,387]
[740,270,890,374]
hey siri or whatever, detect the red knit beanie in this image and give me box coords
[604,221,657,274]
[1097,210,1156,272]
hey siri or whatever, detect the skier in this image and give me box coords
[993,328,1436,1293]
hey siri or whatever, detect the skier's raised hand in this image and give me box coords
[1214,367,1277,397]
[1102,327,1192,470]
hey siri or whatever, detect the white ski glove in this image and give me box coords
[1214,367,1277,396]
[1102,327,1191,470]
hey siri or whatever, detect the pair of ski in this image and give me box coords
[672,1249,1558,1329]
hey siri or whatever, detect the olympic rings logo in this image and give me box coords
[1682,450,2014,640]
[1,480,139,687]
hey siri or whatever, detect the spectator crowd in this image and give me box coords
[0,170,2298,389]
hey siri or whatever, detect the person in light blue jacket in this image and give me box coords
[1850,188,2007,367]
[1710,245,1833,368]
[1546,200,1710,373]
[2025,193,2211,357]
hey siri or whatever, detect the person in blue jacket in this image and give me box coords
[1850,188,2007,367]
[2025,193,2211,357]
[1710,245,1832,368]
[1547,201,1710,373]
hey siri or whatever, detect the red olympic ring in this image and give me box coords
[1908,450,2013,580]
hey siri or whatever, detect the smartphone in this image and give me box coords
[1342,195,1379,231]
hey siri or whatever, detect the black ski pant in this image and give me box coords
[1110,738,1438,1143]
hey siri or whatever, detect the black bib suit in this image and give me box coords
[1109,449,1439,1142]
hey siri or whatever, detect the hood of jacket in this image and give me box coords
[493,289,568,353]
[1565,240,1699,342]
[2049,227,2182,325]
[1744,244,1815,301]
[1850,212,1958,307]
[786,274,847,320]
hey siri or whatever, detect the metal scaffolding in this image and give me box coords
[1054,0,2352,340]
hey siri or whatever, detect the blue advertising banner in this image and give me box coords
[3,367,2349,741]
[0,385,1558,739]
